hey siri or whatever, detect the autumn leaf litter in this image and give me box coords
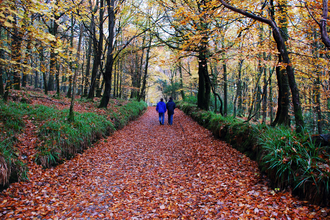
[0,106,329,219]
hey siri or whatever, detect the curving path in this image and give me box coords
[0,107,329,219]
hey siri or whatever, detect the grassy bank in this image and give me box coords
[177,101,330,207]
[0,97,147,189]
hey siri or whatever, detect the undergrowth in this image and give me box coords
[177,100,330,206]
[0,98,147,188]
[35,108,114,168]
[0,101,29,188]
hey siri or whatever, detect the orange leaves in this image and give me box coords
[0,106,329,218]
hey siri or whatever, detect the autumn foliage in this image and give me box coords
[0,105,329,218]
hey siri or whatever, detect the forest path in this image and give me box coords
[0,107,328,219]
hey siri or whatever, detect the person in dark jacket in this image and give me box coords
[156,98,166,125]
[166,97,176,125]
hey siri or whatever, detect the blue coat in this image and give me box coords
[166,100,176,115]
[156,101,167,113]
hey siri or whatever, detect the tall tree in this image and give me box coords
[87,0,104,100]
[220,0,305,133]
[99,0,116,107]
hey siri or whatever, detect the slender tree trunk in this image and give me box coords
[118,59,122,98]
[88,0,103,100]
[237,59,243,117]
[0,27,4,96]
[67,15,75,98]
[315,76,322,134]
[56,60,60,96]
[113,59,117,97]
[48,20,58,91]
[99,0,115,108]
[139,35,152,102]
[69,24,83,122]
[79,51,85,95]
[22,39,31,88]
[269,67,273,123]
[262,65,268,124]
[38,45,48,95]
[130,45,141,99]
[223,57,228,116]
[12,14,22,90]
[84,36,92,97]
[179,62,185,101]
[220,0,304,133]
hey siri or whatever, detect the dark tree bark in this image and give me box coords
[0,27,4,96]
[179,62,185,101]
[99,0,115,108]
[271,57,290,126]
[236,59,243,117]
[138,35,152,102]
[130,46,142,99]
[113,58,117,97]
[47,19,59,92]
[220,0,305,133]
[262,64,268,124]
[318,0,330,48]
[197,49,211,110]
[12,14,22,90]
[223,58,228,116]
[88,0,103,100]
[67,15,74,98]
[83,36,92,97]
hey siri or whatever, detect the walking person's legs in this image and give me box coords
[168,114,173,125]
[159,113,165,125]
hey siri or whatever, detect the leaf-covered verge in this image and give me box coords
[0,90,147,190]
[177,101,330,207]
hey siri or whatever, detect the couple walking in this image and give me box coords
[156,97,176,125]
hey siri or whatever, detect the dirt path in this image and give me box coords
[0,107,329,219]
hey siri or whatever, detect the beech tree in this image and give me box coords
[219,0,305,133]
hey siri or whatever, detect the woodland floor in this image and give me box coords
[1,105,330,219]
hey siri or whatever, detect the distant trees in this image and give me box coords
[1,0,330,133]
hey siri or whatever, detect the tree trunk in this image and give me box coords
[69,24,83,122]
[88,0,103,100]
[113,58,117,97]
[197,47,210,110]
[99,0,115,108]
[38,45,48,95]
[271,58,290,126]
[48,20,58,92]
[220,0,305,133]
[0,27,4,96]
[262,65,268,124]
[237,59,243,117]
[83,36,92,97]
[67,15,75,98]
[22,39,31,88]
[12,14,22,90]
[269,67,273,123]
[138,34,152,102]
[179,62,185,101]
[223,58,228,116]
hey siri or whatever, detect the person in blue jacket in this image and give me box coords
[156,98,166,125]
[166,97,176,125]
